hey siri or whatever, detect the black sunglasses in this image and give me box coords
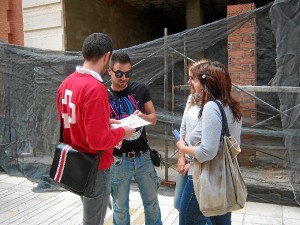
[111,68,133,78]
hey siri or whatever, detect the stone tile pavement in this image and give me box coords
[1,171,300,225]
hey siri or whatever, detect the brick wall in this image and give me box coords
[227,4,256,167]
[0,0,24,45]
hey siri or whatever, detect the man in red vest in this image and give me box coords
[56,33,135,225]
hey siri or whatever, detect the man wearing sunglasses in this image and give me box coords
[108,51,162,225]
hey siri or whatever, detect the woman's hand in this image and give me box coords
[176,140,196,157]
[177,155,190,175]
[182,163,190,176]
[177,155,186,173]
[176,140,186,152]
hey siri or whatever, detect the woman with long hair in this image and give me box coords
[176,60,242,225]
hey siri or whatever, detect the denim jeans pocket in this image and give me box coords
[150,170,160,190]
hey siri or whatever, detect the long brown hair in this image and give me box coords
[188,58,210,107]
[189,61,241,121]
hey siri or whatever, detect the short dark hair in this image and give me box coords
[82,33,113,61]
[110,51,132,68]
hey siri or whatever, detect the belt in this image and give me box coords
[114,150,147,158]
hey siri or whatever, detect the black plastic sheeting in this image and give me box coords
[0,0,299,204]
[269,0,300,205]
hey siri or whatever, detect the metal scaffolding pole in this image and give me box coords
[164,28,169,181]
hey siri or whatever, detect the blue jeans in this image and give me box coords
[179,176,231,225]
[174,173,188,210]
[81,168,111,225]
[111,150,162,225]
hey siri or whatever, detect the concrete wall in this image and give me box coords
[0,0,24,45]
[23,0,64,50]
[21,0,187,51]
[186,0,203,29]
[64,0,161,51]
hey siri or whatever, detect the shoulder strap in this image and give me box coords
[59,118,102,157]
[213,100,230,137]
[60,119,64,143]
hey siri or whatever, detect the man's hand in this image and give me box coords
[122,125,135,139]
[133,110,145,119]
[109,119,121,125]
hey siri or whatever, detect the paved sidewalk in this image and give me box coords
[1,172,300,225]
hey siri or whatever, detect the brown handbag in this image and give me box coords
[193,101,247,217]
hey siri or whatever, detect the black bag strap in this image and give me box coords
[59,118,103,158]
[60,119,64,143]
[213,100,231,138]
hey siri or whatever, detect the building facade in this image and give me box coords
[0,0,24,46]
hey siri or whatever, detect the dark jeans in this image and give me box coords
[80,168,111,225]
[179,175,231,225]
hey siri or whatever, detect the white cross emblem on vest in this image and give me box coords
[61,89,76,128]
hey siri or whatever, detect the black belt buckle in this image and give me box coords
[127,151,136,158]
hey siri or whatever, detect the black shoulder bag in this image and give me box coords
[140,133,162,167]
[49,121,103,197]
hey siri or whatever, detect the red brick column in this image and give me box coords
[0,0,24,45]
[227,4,256,167]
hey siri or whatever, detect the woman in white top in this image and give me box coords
[174,93,201,210]
[174,59,208,210]
[176,61,242,225]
